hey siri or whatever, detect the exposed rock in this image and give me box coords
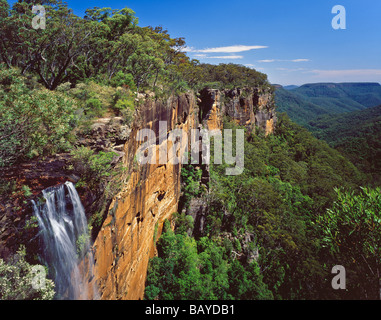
[199,87,276,135]
[186,197,208,238]
[91,94,198,300]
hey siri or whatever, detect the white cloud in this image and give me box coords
[276,67,306,71]
[258,59,310,63]
[180,46,194,52]
[189,45,268,53]
[205,55,244,59]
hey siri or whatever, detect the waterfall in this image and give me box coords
[32,181,99,300]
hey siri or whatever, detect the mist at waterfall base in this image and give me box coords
[32,181,99,300]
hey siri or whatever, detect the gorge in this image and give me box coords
[90,87,276,300]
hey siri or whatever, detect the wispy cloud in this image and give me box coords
[276,67,307,72]
[258,59,310,63]
[188,45,268,53]
[205,55,244,59]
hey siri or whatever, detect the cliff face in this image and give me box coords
[90,87,276,300]
[199,87,276,135]
[91,93,198,300]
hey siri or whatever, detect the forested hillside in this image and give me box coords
[275,83,381,127]
[275,82,381,186]
[146,115,381,300]
[309,105,381,185]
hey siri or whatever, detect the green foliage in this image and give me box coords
[112,89,136,124]
[308,104,381,185]
[110,71,136,90]
[180,165,203,208]
[145,222,272,300]
[69,146,117,188]
[85,97,103,117]
[275,87,327,129]
[76,227,92,257]
[317,187,381,299]
[276,83,381,186]
[0,247,55,300]
[0,67,77,166]
[0,179,16,196]
[192,63,271,91]
[21,185,33,197]
[146,115,366,300]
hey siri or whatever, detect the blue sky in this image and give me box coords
[9,0,381,85]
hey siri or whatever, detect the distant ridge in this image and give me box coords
[283,85,299,90]
[275,82,381,126]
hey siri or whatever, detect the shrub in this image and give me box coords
[0,68,78,166]
[0,247,55,300]
[85,97,103,117]
[69,146,118,188]
[110,71,137,91]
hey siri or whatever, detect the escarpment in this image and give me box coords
[199,87,276,135]
[91,87,276,300]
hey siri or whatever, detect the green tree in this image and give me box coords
[0,67,77,166]
[0,247,55,300]
[318,187,381,299]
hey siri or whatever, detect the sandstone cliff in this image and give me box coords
[91,87,276,300]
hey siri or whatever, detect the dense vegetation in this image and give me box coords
[0,0,271,168]
[275,87,330,129]
[145,115,381,300]
[309,105,381,186]
[0,246,55,300]
[276,83,381,186]
[0,0,270,95]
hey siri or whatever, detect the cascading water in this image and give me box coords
[32,181,99,300]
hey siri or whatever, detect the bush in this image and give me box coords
[0,68,78,166]
[85,97,103,117]
[0,247,55,300]
[110,71,137,91]
[69,146,118,188]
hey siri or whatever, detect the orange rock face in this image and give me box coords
[90,88,276,300]
[91,94,198,300]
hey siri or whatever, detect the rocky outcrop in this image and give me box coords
[199,87,276,135]
[91,86,276,300]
